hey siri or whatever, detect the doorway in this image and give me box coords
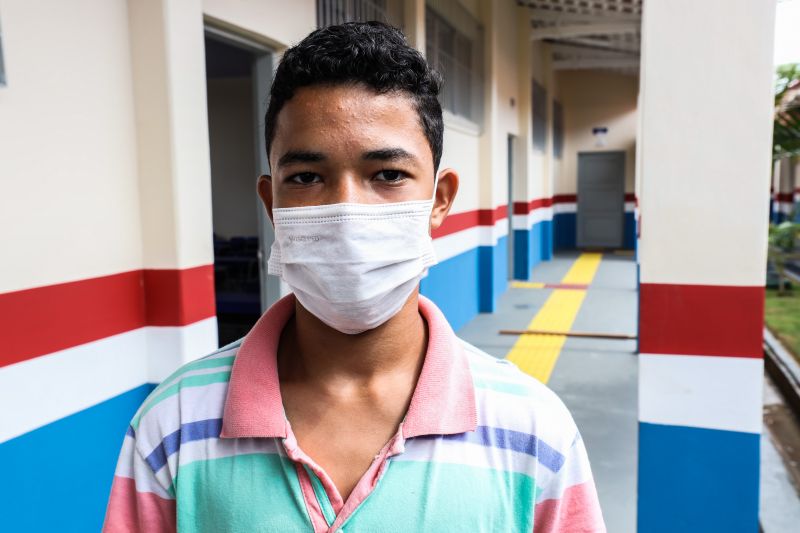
[576,151,625,249]
[204,28,279,346]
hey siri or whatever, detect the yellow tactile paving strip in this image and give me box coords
[505,253,602,383]
[510,281,546,289]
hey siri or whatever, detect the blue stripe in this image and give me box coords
[513,220,550,279]
[437,425,566,473]
[421,247,481,331]
[0,383,155,533]
[638,422,759,532]
[553,212,576,250]
[145,418,223,472]
[126,425,136,438]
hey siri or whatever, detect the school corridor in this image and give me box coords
[459,251,638,531]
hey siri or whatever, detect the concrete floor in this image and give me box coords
[761,377,800,532]
[458,251,638,532]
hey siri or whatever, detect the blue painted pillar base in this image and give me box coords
[638,422,760,533]
[541,219,553,259]
[478,236,508,313]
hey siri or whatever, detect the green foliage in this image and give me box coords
[776,63,800,104]
[769,219,800,252]
[774,63,800,159]
[768,207,800,295]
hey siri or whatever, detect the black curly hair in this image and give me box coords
[264,21,444,171]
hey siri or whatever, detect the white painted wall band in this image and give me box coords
[638,353,763,435]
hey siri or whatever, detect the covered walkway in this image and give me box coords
[459,251,638,531]
[459,251,800,532]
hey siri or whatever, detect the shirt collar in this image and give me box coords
[220,293,477,439]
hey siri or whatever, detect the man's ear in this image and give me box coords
[430,168,459,231]
[257,175,274,224]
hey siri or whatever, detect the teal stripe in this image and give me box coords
[175,453,310,533]
[342,460,538,532]
[473,376,533,396]
[154,354,236,397]
[132,371,231,430]
[137,353,236,416]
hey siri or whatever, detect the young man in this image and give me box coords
[103,22,605,533]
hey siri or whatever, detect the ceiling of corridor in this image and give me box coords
[517,0,642,75]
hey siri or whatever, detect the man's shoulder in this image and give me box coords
[128,339,243,449]
[459,338,578,443]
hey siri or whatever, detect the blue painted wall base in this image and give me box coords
[0,383,156,533]
[638,422,760,533]
[553,212,637,250]
[513,221,551,280]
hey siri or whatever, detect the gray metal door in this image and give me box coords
[577,151,625,248]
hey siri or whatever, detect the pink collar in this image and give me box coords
[220,293,477,439]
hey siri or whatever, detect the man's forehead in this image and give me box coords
[270,84,432,163]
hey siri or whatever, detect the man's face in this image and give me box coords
[265,84,436,208]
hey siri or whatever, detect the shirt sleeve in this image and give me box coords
[102,425,177,533]
[533,431,606,533]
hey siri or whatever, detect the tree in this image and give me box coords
[774,63,800,159]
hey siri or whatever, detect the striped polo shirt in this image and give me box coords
[103,294,605,532]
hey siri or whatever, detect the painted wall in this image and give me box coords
[0,0,248,530]
[552,70,638,250]
[203,0,316,49]
[421,0,531,323]
[0,0,142,293]
[511,36,557,280]
[636,0,775,530]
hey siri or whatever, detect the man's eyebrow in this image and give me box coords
[277,150,326,167]
[362,148,417,162]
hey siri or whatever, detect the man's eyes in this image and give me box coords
[287,172,322,185]
[286,170,408,185]
[374,169,408,183]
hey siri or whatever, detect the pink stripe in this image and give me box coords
[401,295,477,437]
[294,464,331,533]
[102,476,176,533]
[534,481,605,533]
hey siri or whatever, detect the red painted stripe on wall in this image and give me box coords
[774,192,794,202]
[639,283,764,358]
[144,266,216,326]
[510,194,638,216]
[0,266,215,368]
[513,198,553,215]
[0,271,146,368]
[432,205,508,239]
[553,194,578,204]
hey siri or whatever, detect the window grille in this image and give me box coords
[553,100,563,158]
[317,0,395,28]
[425,0,484,125]
[532,80,547,152]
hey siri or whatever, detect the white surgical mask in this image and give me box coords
[267,178,439,334]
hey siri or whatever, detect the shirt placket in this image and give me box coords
[281,424,407,533]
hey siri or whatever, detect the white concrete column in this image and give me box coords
[637,1,776,531]
[128,0,218,379]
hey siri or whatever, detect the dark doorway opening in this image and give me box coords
[204,32,276,346]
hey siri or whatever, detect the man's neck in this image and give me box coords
[277,290,428,389]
